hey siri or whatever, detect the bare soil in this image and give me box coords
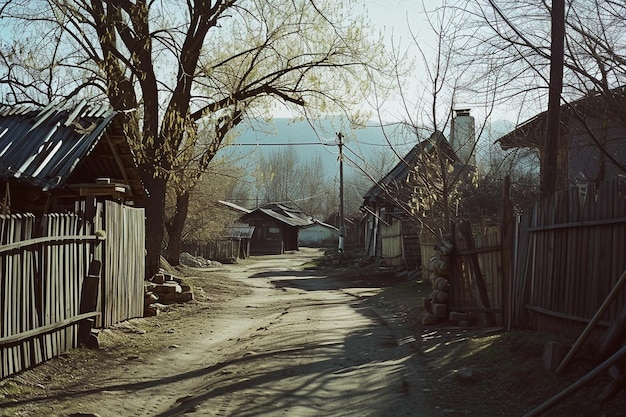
[1,248,625,416]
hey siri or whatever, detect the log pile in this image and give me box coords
[144,272,194,317]
[422,240,453,325]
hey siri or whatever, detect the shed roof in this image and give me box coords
[0,101,144,199]
[255,207,313,227]
[218,200,252,214]
[223,223,255,239]
[301,219,339,231]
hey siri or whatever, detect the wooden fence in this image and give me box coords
[450,220,504,327]
[418,178,625,337]
[101,201,145,327]
[380,217,403,266]
[0,201,145,378]
[510,178,626,339]
[183,238,249,264]
[420,221,504,327]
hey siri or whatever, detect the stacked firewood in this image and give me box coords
[422,240,453,325]
[144,272,194,316]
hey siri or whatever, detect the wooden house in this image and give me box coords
[361,131,461,268]
[239,202,313,255]
[497,88,626,188]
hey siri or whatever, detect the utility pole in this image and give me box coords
[337,132,345,252]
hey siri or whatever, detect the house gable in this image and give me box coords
[363,131,459,208]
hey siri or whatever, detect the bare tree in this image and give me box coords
[360,2,495,240]
[167,161,243,246]
[253,146,337,220]
[0,0,387,276]
[465,0,626,187]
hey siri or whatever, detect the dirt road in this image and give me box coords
[3,249,434,417]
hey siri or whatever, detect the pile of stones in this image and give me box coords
[144,272,194,317]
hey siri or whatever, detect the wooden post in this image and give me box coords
[524,343,626,417]
[541,0,565,198]
[78,260,101,348]
[556,268,626,374]
[501,176,514,330]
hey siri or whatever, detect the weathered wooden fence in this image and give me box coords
[510,178,626,339]
[101,200,145,327]
[450,220,504,327]
[420,221,504,326]
[0,201,145,378]
[183,238,249,263]
[419,178,625,336]
[380,217,403,266]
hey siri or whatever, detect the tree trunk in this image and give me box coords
[140,173,168,280]
[165,190,190,266]
[542,0,565,198]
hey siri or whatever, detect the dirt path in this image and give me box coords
[2,249,434,417]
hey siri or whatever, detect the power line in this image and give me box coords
[227,142,331,146]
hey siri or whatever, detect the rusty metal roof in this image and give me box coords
[0,100,145,199]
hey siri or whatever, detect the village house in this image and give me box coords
[361,110,476,269]
[497,87,626,188]
[238,202,313,255]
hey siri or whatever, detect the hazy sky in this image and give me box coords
[353,0,454,122]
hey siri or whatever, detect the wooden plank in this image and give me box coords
[0,312,100,347]
[0,234,100,253]
[555,268,626,374]
[43,215,55,360]
[1,215,7,377]
[7,214,17,374]
[457,220,496,326]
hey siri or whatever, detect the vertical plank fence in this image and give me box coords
[0,201,145,379]
[449,220,503,326]
[380,217,403,266]
[101,200,145,327]
[0,213,94,378]
[510,178,626,339]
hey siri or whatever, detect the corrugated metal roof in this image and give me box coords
[0,100,144,198]
[301,219,339,231]
[218,200,251,214]
[223,223,255,239]
[257,207,312,227]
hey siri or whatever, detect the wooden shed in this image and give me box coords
[0,101,146,378]
[239,203,313,255]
